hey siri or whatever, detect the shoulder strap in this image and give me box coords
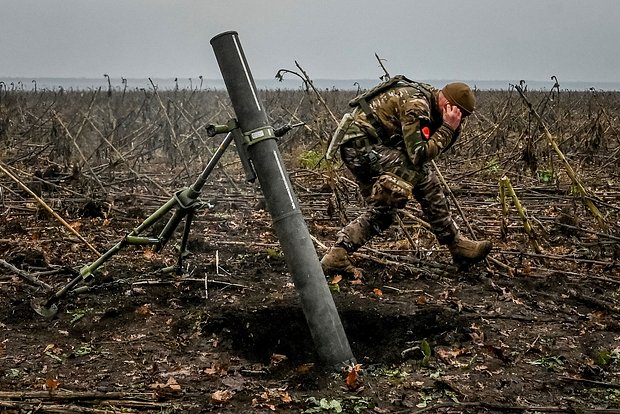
[348,75,409,108]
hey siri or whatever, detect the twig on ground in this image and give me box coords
[0,259,53,291]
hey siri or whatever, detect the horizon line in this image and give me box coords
[2,76,620,84]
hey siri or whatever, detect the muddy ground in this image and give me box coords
[1,166,619,414]
[0,87,619,413]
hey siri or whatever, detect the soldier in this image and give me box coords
[321,77,492,274]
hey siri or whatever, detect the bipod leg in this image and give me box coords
[158,129,236,252]
[162,208,195,275]
[31,131,237,318]
[157,130,237,267]
[155,187,204,253]
[31,197,180,318]
[189,130,237,193]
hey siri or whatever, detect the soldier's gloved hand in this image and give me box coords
[443,103,462,131]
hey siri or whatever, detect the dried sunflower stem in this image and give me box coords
[499,175,543,254]
[515,84,607,230]
[0,163,101,256]
[53,110,107,195]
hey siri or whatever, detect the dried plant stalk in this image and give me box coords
[515,85,607,230]
[499,175,542,254]
[0,163,101,256]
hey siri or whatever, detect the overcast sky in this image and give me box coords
[1,0,619,83]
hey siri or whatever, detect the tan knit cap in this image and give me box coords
[442,82,476,115]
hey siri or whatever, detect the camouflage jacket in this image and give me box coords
[352,82,460,167]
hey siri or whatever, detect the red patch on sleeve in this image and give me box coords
[421,126,431,140]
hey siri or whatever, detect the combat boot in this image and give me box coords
[320,246,357,275]
[448,235,492,264]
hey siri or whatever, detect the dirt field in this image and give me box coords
[0,84,619,413]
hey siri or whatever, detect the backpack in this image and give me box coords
[348,75,434,140]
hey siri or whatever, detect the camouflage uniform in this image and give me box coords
[334,81,460,252]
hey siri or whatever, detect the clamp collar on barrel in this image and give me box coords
[244,126,276,146]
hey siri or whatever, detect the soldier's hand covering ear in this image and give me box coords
[443,104,462,131]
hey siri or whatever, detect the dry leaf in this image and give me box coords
[143,248,155,259]
[164,377,181,391]
[436,347,469,365]
[416,295,427,305]
[280,391,292,403]
[149,376,181,393]
[352,268,363,280]
[160,368,191,378]
[44,344,62,354]
[484,344,512,363]
[135,304,153,316]
[345,363,363,390]
[330,275,342,284]
[255,387,293,409]
[211,389,234,405]
[470,331,485,345]
[373,288,383,296]
[46,377,60,391]
[203,367,220,377]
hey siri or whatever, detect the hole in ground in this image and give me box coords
[203,303,467,365]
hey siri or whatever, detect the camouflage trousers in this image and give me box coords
[335,138,458,252]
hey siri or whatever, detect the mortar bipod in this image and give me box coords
[28,122,217,317]
[31,119,302,318]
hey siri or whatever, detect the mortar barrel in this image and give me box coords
[210,31,355,369]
